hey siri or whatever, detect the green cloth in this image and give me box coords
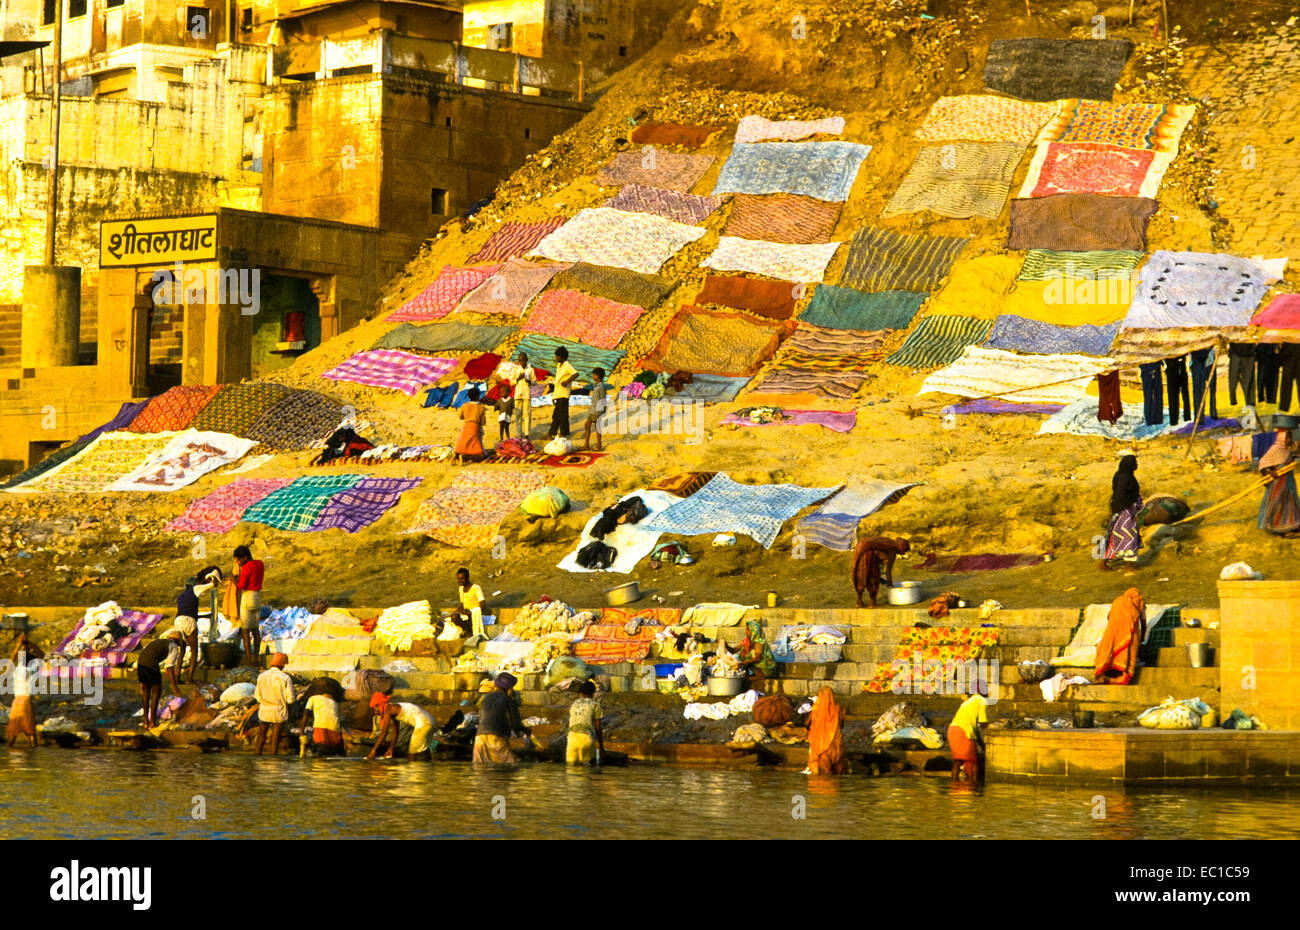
[885,315,993,369]
[738,619,776,677]
[801,285,926,331]
[516,334,626,377]
[371,322,515,354]
[241,474,366,532]
[1017,249,1145,282]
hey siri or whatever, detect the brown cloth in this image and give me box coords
[1096,370,1122,424]
[753,694,794,729]
[724,194,842,244]
[1007,194,1158,252]
[629,122,725,148]
[696,275,798,320]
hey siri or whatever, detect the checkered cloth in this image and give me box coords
[307,476,423,533]
[322,350,458,395]
[164,478,294,534]
[241,474,367,532]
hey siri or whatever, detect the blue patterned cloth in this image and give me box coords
[985,314,1121,356]
[641,473,841,549]
[712,142,872,202]
[796,481,919,551]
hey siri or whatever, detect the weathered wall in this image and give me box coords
[268,0,462,42]
[1218,580,1300,730]
[463,0,547,56]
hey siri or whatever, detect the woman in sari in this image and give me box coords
[1101,454,1142,570]
[454,386,487,463]
[1258,428,1300,536]
[806,686,847,775]
[736,620,776,680]
[6,633,43,747]
[1095,587,1146,685]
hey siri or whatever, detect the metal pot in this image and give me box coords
[605,581,641,606]
[202,642,241,670]
[1073,710,1095,728]
[1187,643,1212,668]
[706,675,748,697]
[886,581,924,606]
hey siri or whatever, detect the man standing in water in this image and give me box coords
[473,673,526,763]
[6,633,44,746]
[233,545,264,664]
[253,653,295,755]
[948,683,990,783]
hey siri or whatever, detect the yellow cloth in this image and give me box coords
[1001,279,1132,326]
[566,730,595,764]
[925,255,1022,320]
[950,694,989,740]
[553,361,578,400]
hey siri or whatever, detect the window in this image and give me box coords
[619,46,628,57]
[107,0,125,7]
[489,22,513,51]
[431,188,448,215]
[241,7,252,30]
[41,0,56,25]
[445,116,452,127]
[69,0,87,17]
[523,127,530,139]
[186,5,210,40]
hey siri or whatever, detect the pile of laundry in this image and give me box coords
[61,602,130,658]
[871,701,942,749]
[507,598,597,639]
[1137,696,1215,730]
[728,405,787,425]
[259,606,317,643]
[684,689,763,720]
[1039,671,1091,702]
[373,600,435,651]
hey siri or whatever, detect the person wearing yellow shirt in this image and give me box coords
[948,686,990,783]
[454,567,485,637]
[547,346,579,440]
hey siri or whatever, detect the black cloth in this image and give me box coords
[1189,347,1218,420]
[1139,362,1163,426]
[1110,455,1141,515]
[1228,342,1256,406]
[177,586,199,618]
[1278,343,1300,412]
[548,398,571,438]
[1256,344,1281,405]
[576,540,618,569]
[478,689,524,738]
[1164,355,1191,426]
[137,639,176,685]
[138,665,162,688]
[590,496,649,539]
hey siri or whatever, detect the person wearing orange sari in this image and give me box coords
[1095,587,1146,685]
[454,387,487,463]
[806,686,847,774]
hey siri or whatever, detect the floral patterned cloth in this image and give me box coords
[522,289,644,349]
[454,258,569,318]
[712,141,870,202]
[8,431,177,494]
[1019,142,1166,199]
[595,150,715,193]
[702,236,840,283]
[527,207,706,275]
[1036,100,1194,153]
[189,382,293,437]
[914,95,1061,144]
[387,264,504,322]
[863,626,1001,693]
[734,114,846,143]
[125,385,223,433]
[407,470,547,548]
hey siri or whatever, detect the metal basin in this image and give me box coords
[886,581,923,606]
[605,581,641,606]
[706,675,748,697]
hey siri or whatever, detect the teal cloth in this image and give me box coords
[516,334,626,377]
[241,474,366,532]
[801,286,926,331]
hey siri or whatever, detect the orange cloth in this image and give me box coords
[806,686,847,775]
[947,724,977,763]
[5,695,35,743]
[1095,587,1145,684]
[454,402,486,458]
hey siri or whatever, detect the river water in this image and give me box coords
[1,749,1295,839]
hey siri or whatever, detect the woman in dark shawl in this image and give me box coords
[1101,454,1143,570]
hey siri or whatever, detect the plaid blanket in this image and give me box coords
[126,385,223,433]
[190,382,292,437]
[388,264,503,322]
[985,315,1121,357]
[454,258,568,317]
[915,95,1060,144]
[643,306,795,377]
[882,142,1025,219]
[1120,251,1279,329]
[469,220,564,263]
[515,334,625,377]
[8,431,177,494]
[595,150,714,193]
[407,469,546,548]
[696,275,797,319]
[322,349,457,395]
[983,37,1132,102]
[573,623,660,663]
[604,183,721,225]
[1007,194,1157,252]
[801,285,925,331]
[724,194,842,244]
[885,315,994,369]
[1017,249,1145,281]
[770,323,889,370]
[53,609,165,669]
[748,367,868,399]
[307,476,423,533]
[1037,100,1194,153]
[920,346,1110,405]
[523,289,643,349]
[702,236,840,283]
[642,472,841,550]
[244,389,344,451]
[108,430,259,492]
[838,228,969,293]
[242,474,367,532]
[371,321,515,354]
[797,481,919,551]
[734,114,845,143]
[630,122,724,147]
[527,207,706,275]
[712,141,870,202]
[863,626,1000,692]
[548,263,672,309]
[1019,142,1168,199]
[164,478,294,534]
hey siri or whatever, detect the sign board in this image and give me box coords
[100,214,218,268]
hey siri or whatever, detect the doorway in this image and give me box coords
[250,274,321,379]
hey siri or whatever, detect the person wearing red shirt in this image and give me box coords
[233,545,265,665]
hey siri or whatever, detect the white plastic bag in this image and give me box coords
[543,437,573,455]
[219,682,256,704]
[1219,561,1263,581]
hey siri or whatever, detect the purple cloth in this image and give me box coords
[723,409,857,433]
[50,609,165,675]
[1167,417,1239,436]
[947,398,1066,415]
[985,314,1121,357]
[1251,431,1275,459]
[307,476,423,533]
[322,349,457,395]
[79,400,151,443]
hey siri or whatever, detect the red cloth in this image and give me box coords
[313,727,343,748]
[629,122,724,148]
[1096,370,1121,424]
[464,353,502,381]
[237,559,264,592]
[696,275,798,320]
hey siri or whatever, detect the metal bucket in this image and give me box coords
[605,581,641,606]
[201,642,241,670]
[886,581,924,606]
[706,675,748,697]
[1187,643,1212,668]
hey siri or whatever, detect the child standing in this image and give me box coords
[493,378,514,443]
[584,367,609,452]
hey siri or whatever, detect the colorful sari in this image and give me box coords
[806,686,847,774]
[1095,587,1145,684]
[1104,498,1143,560]
[1259,472,1300,535]
[454,402,486,459]
[737,620,776,676]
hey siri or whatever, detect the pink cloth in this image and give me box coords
[1251,294,1300,330]
[387,265,502,322]
[522,289,643,349]
[322,350,457,396]
[723,409,857,433]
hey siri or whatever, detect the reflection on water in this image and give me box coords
[1,749,1295,840]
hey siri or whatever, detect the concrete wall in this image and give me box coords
[1218,580,1300,730]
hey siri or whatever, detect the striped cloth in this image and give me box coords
[915,95,1060,144]
[547,263,672,309]
[882,142,1025,219]
[838,228,970,293]
[702,236,840,283]
[164,478,294,534]
[724,194,842,243]
[734,114,845,143]
[1036,100,1195,153]
[595,150,714,193]
[920,346,1110,405]
[469,220,565,263]
[527,207,706,275]
[885,315,994,369]
[307,476,423,533]
[321,350,458,396]
[522,289,643,350]
[515,334,625,376]
[388,264,503,322]
[1017,249,1145,281]
[796,481,920,550]
[712,141,871,202]
[454,258,568,317]
[604,184,721,225]
[801,286,925,331]
[771,323,889,370]
[749,367,868,399]
[985,315,1122,357]
[241,474,367,532]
